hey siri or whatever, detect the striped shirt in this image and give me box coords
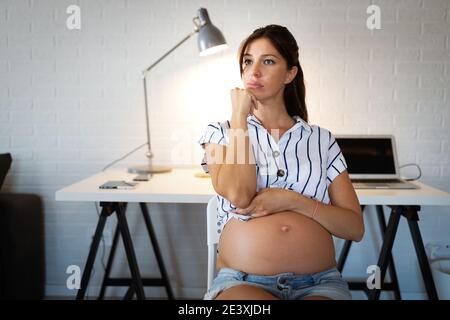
[198,114,347,234]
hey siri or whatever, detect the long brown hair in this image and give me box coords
[238,24,308,122]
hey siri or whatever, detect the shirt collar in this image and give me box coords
[247,114,311,133]
[292,115,312,132]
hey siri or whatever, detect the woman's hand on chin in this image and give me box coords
[231,188,300,218]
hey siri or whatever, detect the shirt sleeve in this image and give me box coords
[326,131,347,186]
[197,121,229,174]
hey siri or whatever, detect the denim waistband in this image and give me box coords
[217,266,340,288]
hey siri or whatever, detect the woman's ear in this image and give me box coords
[284,66,298,84]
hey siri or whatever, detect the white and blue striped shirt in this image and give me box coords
[198,114,347,234]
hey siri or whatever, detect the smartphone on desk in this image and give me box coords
[133,174,151,181]
[99,180,139,190]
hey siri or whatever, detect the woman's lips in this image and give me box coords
[246,82,263,89]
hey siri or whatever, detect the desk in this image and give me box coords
[341,182,450,300]
[56,168,450,300]
[55,168,212,300]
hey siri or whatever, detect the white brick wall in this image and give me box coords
[1,0,449,299]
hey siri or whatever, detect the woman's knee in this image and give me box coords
[215,284,279,300]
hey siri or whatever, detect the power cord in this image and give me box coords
[101,142,147,171]
[81,202,108,299]
[399,163,422,181]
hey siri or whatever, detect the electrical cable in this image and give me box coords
[101,142,147,172]
[399,163,422,181]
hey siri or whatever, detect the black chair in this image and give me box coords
[0,153,12,189]
[0,153,45,299]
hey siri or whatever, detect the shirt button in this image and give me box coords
[277,278,287,289]
[272,151,280,157]
[277,169,285,177]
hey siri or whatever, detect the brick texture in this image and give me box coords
[1,0,449,299]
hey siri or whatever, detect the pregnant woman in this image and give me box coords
[198,25,364,300]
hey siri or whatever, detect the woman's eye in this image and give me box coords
[243,59,275,66]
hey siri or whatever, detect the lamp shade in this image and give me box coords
[197,8,227,56]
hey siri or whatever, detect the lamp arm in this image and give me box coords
[142,30,198,77]
[142,30,198,161]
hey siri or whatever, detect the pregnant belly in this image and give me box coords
[217,211,336,275]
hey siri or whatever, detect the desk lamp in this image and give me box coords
[129,8,227,174]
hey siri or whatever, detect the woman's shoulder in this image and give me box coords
[308,124,335,141]
[205,120,231,130]
[293,117,333,138]
[199,120,231,146]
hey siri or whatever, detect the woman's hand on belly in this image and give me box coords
[232,188,300,218]
[219,211,336,275]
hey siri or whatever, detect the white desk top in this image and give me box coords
[55,168,450,206]
[56,168,214,203]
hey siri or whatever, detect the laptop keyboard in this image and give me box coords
[351,179,403,183]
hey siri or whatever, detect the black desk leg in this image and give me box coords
[140,202,174,300]
[337,240,353,273]
[98,221,121,299]
[123,287,135,300]
[369,206,402,300]
[376,205,402,300]
[405,207,439,300]
[76,203,114,300]
[116,203,146,299]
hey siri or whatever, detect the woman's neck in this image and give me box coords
[252,98,294,131]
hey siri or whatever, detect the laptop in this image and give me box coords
[335,135,418,189]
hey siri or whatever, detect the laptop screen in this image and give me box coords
[335,137,396,176]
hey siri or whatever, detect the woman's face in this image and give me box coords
[241,37,297,102]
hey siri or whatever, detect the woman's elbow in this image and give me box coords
[352,221,365,242]
[352,232,364,243]
[227,191,254,209]
[214,182,256,209]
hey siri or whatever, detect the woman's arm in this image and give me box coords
[288,171,364,242]
[206,114,257,209]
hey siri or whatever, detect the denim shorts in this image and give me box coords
[204,266,352,300]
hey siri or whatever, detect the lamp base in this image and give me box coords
[128,164,172,174]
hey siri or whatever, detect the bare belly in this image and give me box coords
[217,211,336,275]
